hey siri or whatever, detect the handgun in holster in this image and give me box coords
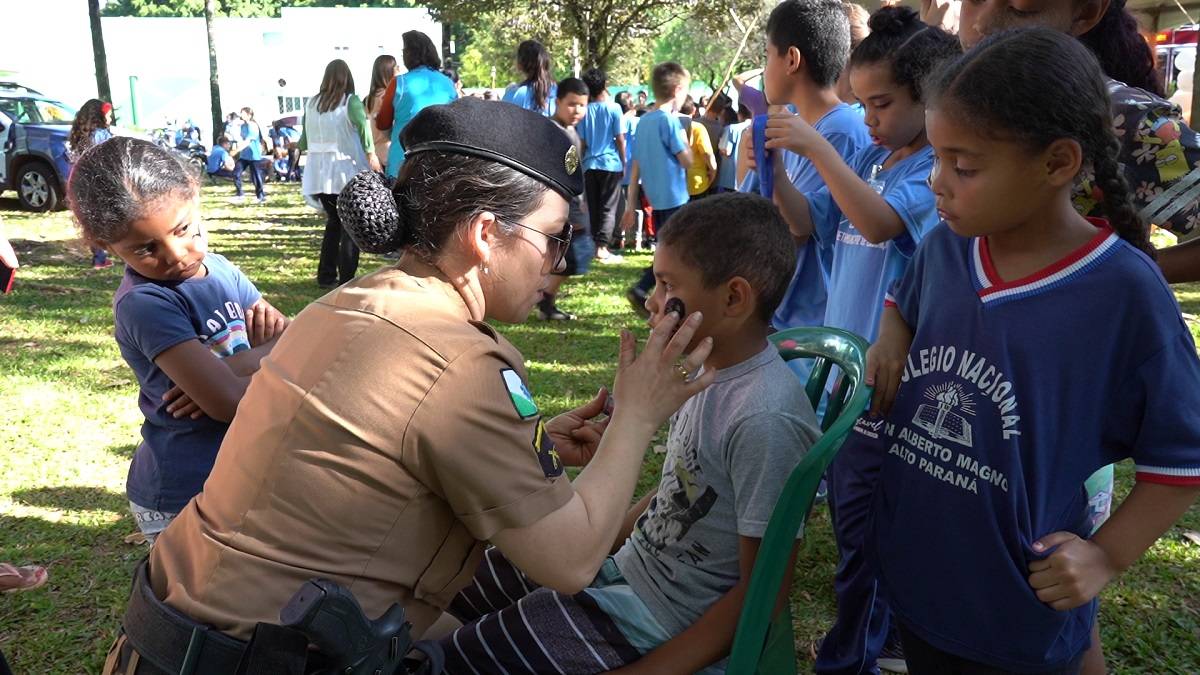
[281,578,443,675]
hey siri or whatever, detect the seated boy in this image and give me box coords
[438,192,820,674]
[206,135,238,181]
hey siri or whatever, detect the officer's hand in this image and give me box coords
[613,311,715,431]
[546,387,611,466]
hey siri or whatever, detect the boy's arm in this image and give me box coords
[614,537,799,674]
[1156,237,1200,283]
[1028,482,1200,610]
[766,114,905,244]
[620,161,642,231]
[736,125,753,186]
[771,156,817,243]
[616,131,627,170]
[611,491,654,554]
[155,340,251,423]
[675,147,693,168]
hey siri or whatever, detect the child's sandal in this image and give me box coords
[0,564,48,593]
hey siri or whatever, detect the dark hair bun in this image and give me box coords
[337,170,409,254]
[868,5,920,35]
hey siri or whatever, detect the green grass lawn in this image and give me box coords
[1,182,1198,673]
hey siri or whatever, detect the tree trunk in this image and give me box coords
[87,0,112,102]
[205,0,223,146]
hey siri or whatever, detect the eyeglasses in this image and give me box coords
[506,220,573,271]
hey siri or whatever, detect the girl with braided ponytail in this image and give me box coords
[855,28,1200,673]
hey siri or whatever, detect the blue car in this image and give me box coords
[0,90,75,211]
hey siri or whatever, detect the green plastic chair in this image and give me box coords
[726,327,873,674]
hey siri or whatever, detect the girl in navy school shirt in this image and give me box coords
[863,29,1200,673]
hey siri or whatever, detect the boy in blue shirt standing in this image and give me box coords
[621,62,693,314]
[579,68,628,263]
[761,0,870,338]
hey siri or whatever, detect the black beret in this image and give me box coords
[400,97,583,199]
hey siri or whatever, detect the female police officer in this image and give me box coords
[104,97,715,674]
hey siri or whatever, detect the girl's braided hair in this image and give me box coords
[924,27,1154,258]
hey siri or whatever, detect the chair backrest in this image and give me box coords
[726,327,872,674]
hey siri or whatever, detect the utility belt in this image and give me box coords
[113,558,442,675]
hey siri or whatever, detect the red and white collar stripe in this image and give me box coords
[972,221,1120,305]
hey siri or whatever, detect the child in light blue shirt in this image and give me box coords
[620,63,694,308]
[579,68,628,260]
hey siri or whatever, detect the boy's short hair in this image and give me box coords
[556,77,589,100]
[659,192,796,322]
[766,0,851,88]
[217,135,230,145]
[581,68,608,98]
[679,99,697,116]
[651,62,689,101]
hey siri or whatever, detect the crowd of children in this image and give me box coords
[58,0,1200,672]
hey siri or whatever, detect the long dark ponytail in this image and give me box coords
[516,40,553,112]
[926,28,1154,258]
[1078,0,1163,96]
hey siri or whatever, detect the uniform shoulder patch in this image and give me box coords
[501,368,539,420]
[533,418,563,478]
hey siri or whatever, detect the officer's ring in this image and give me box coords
[677,364,691,381]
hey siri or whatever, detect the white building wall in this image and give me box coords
[0,1,441,135]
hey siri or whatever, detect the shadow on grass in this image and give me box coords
[0,513,141,672]
[11,486,129,515]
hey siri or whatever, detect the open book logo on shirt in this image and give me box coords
[501,368,539,420]
[913,382,976,448]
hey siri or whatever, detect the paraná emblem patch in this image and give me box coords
[501,368,539,419]
[533,418,563,478]
[565,145,580,175]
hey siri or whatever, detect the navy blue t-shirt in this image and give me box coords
[113,253,261,512]
[859,222,1200,670]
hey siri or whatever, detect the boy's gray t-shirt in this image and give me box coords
[614,343,820,637]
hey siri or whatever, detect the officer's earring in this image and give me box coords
[480,263,490,276]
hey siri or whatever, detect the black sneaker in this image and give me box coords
[537,297,575,321]
[626,287,650,319]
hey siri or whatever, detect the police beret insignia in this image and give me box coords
[400,97,584,199]
[565,145,580,175]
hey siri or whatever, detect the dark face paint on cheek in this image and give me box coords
[664,297,686,337]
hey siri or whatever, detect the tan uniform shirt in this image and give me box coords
[149,267,574,640]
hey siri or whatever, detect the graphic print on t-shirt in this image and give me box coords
[875,345,1023,496]
[635,406,718,562]
[912,381,976,448]
[199,300,251,358]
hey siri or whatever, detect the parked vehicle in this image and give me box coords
[151,126,208,172]
[0,91,75,211]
